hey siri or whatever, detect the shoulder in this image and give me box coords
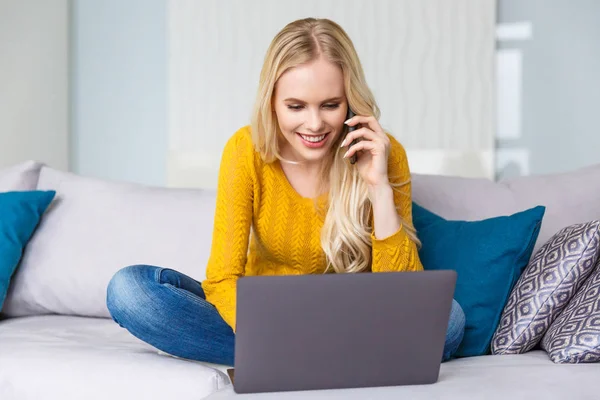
[225,125,253,150]
[222,125,258,162]
[384,132,410,174]
[222,125,264,184]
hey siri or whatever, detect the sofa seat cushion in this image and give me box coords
[0,315,229,400]
[206,351,600,399]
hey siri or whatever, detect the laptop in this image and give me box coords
[229,270,457,394]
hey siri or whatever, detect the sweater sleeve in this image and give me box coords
[202,128,254,331]
[371,135,424,273]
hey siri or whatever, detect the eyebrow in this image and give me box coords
[283,96,344,103]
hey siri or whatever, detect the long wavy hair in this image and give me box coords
[250,17,420,273]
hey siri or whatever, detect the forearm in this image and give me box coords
[369,182,423,272]
[368,183,401,240]
[202,277,238,331]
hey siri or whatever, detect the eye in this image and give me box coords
[286,104,340,111]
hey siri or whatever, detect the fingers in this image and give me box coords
[341,114,390,162]
[343,139,384,159]
[340,127,378,148]
[345,115,383,135]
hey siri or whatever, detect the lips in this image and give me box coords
[296,132,330,148]
[296,132,330,141]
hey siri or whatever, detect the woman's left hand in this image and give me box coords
[340,115,390,188]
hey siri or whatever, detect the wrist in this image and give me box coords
[367,182,393,205]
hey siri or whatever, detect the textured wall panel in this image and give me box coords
[168,0,496,188]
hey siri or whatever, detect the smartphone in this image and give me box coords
[345,108,359,164]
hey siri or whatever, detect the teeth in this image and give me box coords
[300,134,326,143]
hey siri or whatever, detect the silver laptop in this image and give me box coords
[230,270,457,394]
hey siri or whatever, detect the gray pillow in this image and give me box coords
[490,221,600,355]
[541,257,600,363]
[0,160,43,191]
[412,163,600,255]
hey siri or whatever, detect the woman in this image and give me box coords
[106,17,465,367]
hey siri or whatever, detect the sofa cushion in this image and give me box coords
[492,221,600,355]
[412,163,600,255]
[541,259,600,363]
[0,315,228,400]
[206,351,600,399]
[413,203,545,357]
[0,191,55,310]
[2,166,217,318]
[0,160,43,191]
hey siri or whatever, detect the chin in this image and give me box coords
[292,144,332,162]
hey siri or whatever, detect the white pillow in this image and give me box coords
[0,160,43,191]
[3,167,217,318]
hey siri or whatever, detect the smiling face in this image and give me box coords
[273,57,348,166]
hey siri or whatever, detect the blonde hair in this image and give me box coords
[250,17,420,273]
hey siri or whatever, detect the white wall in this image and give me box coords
[167,0,496,189]
[71,0,167,186]
[65,0,496,187]
[496,0,600,179]
[0,0,69,170]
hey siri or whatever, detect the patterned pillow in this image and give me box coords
[491,221,600,355]
[541,258,600,363]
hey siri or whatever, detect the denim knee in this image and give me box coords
[106,264,156,325]
[443,299,466,361]
[449,299,465,336]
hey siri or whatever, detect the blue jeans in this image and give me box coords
[106,265,465,367]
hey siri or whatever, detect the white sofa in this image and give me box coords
[1,160,600,400]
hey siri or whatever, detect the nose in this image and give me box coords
[306,108,325,133]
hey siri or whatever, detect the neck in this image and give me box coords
[283,160,323,177]
[279,147,326,177]
[278,153,330,196]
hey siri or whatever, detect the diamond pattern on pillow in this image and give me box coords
[541,258,600,363]
[491,221,600,355]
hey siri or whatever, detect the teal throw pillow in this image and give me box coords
[0,190,56,310]
[412,202,545,357]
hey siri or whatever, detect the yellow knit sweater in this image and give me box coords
[202,125,423,330]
